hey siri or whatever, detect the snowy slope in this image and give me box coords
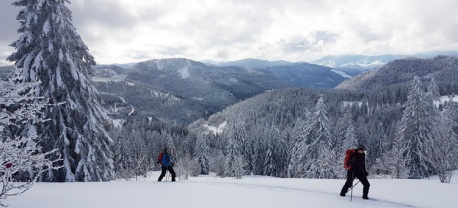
[335,56,458,91]
[7,171,458,208]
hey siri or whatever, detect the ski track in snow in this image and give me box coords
[188,180,419,208]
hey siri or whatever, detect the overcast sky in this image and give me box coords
[1,0,457,66]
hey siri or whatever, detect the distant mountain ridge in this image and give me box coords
[258,62,346,88]
[336,56,458,91]
[5,51,458,125]
[203,58,295,69]
[93,58,350,124]
[311,50,458,71]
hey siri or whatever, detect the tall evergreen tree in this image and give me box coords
[288,112,310,177]
[427,78,441,103]
[387,126,409,179]
[8,0,114,182]
[302,95,333,178]
[430,100,458,183]
[329,110,358,178]
[340,110,358,151]
[225,136,244,178]
[252,131,267,175]
[194,134,210,175]
[396,77,435,179]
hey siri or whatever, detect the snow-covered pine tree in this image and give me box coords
[427,78,441,103]
[396,76,436,179]
[111,130,133,180]
[194,134,210,175]
[302,95,333,178]
[330,109,358,178]
[263,127,278,176]
[287,110,310,178]
[271,126,289,177]
[430,99,458,183]
[425,78,441,120]
[7,0,114,182]
[252,131,267,175]
[176,154,200,180]
[370,122,389,174]
[166,134,175,151]
[341,111,358,151]
[210,150,226,177]
[129,130,149,181]
[225,136,245,179]
[388,134,409,179]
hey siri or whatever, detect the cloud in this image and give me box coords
[1,0,457,64]
[281,31,338,55]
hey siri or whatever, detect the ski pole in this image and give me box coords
[348,170,358,202]
[351,182,354,201]
[350,180,359,201]
[347,180,360,193]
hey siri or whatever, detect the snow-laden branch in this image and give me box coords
[0,78,61,206]
[0,135,61,207]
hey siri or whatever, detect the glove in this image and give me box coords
[364,171,369,177]
[171,162,174,167]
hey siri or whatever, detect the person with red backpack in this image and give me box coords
[340,144,370,199]
[157,147,176,182]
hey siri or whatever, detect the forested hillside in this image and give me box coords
[0,66,13,80]
[188,76,458,179]
[185,56,458,180]
[336,56,458,94]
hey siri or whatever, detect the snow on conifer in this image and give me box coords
[288,95,333,178]
[7,0,114,182]
[430,100,458,183]
[225,136,245,178]
[194,134,210,175]
[395,76,436,179]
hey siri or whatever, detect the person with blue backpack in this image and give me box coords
[157,147,176,182]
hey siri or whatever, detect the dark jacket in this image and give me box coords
[349,152,367,173]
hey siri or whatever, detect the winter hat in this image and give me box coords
[357,144,366,150]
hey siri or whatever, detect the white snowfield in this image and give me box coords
[7,171,458,208]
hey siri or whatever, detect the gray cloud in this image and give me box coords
[216,50,229,59]
[156,46,188,57]
[0,1,20,65]
[315,31,338,43]
[69,0,141,43]
[0,2,19,41]
[282,31,338,54]
[1,0,457,64]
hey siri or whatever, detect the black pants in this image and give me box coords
[340,169,370,196]
[158,166,176,181]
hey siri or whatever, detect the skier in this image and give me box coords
[340,144,370,199]
[157,147,176,182]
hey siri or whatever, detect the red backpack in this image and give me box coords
[3,162,13,169]
[157,152,164,164]
[344,149,356,169]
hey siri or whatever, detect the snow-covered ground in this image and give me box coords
[6,171,458,208]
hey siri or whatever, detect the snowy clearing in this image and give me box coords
[204,121,227,135]
[331,69,352,78]
[6,171,458,208]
